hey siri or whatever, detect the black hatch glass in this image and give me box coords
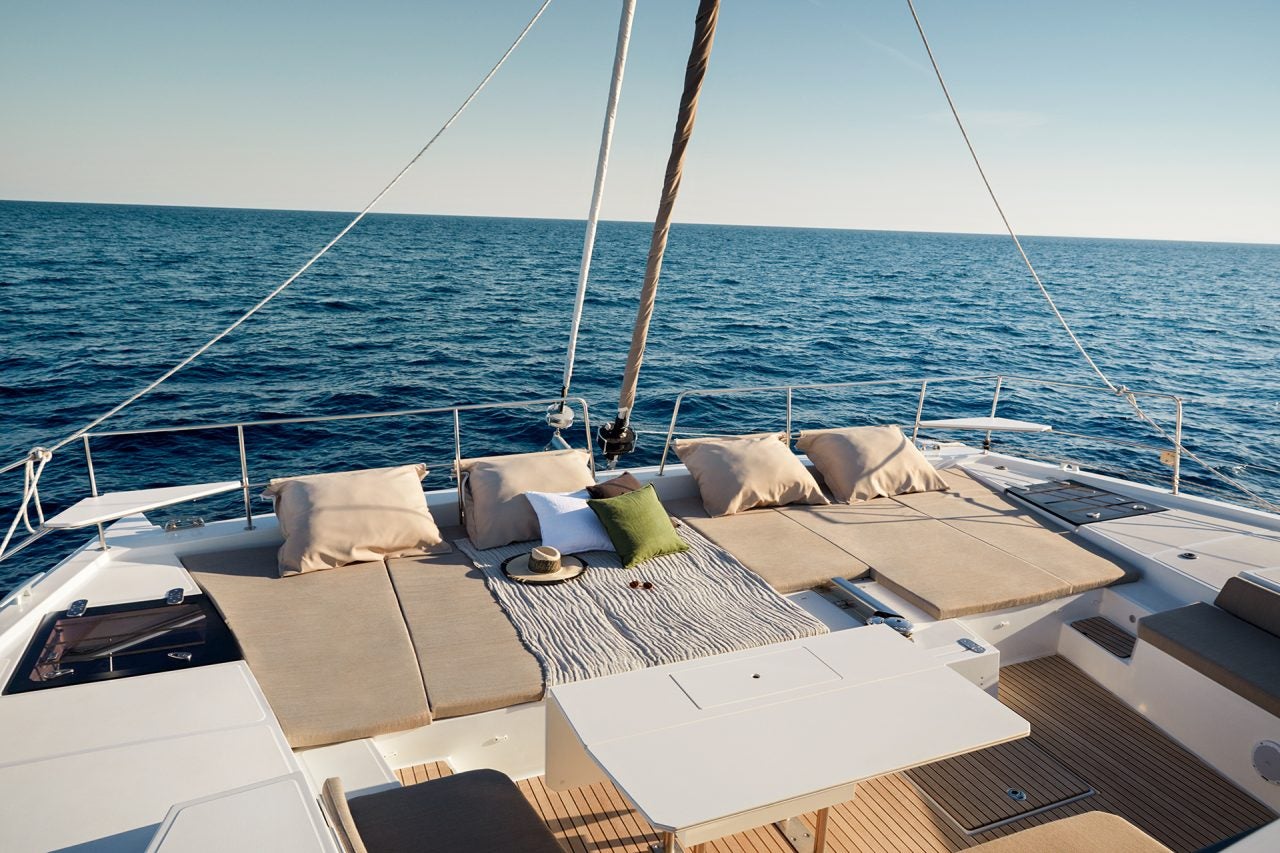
[4,594,240,695]
[1005,480,1166,526]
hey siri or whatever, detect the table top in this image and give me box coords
[548,625,1029,835]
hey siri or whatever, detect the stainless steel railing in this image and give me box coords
[657,373,1185,491]
[0,396,594,565]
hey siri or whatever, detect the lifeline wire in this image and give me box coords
[45,0,555,456]
[904,0,1277,511]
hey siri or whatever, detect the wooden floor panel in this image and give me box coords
[393,655,1274,852]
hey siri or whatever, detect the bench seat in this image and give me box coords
[388,550,544,719]
[182,547,431,749]
[1138,577,1280,717]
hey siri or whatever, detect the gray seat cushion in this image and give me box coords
[1216,575,1280,636]
[182,547,431,748]
[1138,602,1280,717]
[388,550,544,719]
[347,769,562,853]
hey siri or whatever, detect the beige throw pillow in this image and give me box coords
[796,425,946,503]
[265,464,444,577]
[458,449,595,549]
[674,433,828,517]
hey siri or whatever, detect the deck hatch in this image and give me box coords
[3,594,240,695]
[1005,480,1166,526]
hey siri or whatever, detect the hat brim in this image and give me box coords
[502,553,588,584]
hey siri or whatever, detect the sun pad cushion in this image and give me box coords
[387,550,544,719]
[967,812,1171,852]
[181,546,431,748]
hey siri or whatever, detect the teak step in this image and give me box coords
[1071,617,1137,659]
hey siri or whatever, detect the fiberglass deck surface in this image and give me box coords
[394,655,1274,852]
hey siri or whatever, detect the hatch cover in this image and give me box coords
[1005,480,1166,526]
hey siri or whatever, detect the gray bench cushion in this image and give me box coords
[1216,575,1280,636]
[387,551,544,719]
[346,769,562,853]
[182,547,431,748]
[1139,602,1280,717]
[967,812,1171,852]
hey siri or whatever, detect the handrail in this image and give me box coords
[1,395,595,565]
[657,374,1185,491]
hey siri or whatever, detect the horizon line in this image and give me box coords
[2,196,1277,249]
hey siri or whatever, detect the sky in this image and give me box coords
[2,1,1277,244]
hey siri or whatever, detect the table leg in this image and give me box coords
[661,831,676,853]
[813,807,829,852]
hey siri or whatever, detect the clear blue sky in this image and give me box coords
[2,1,1277,243]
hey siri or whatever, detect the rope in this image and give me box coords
[904,0,1278,511]
[1,448,51,557]
[615,0,721,424]
[559,0,637,405]
[44,0,554,457]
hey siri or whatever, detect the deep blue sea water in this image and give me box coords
[2,200,1278,591]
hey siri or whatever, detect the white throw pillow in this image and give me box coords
[525,490,616,554]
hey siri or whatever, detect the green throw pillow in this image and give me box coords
[587,484,689,568]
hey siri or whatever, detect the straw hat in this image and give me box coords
[502,547,587,584]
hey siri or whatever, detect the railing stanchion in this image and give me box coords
[82,435,108,551]
[237,425,254,530]
[785,387,794,443]
[1172,398,1183,494]
[986,376,1004,453]
[911,381,929,443]
[453,408,464,526]
[659,393,687,475]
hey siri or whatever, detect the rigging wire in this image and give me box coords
[42,0,555,457]
[903,0,1278,511]
[555,0,637,420]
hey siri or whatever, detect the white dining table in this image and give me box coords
[546,623,1029,852]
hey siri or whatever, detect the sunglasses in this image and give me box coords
[628,580,655,590]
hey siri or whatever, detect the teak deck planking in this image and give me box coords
[394,655,1275,852]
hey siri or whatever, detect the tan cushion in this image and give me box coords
[1215,576,1280,637]
[264,464,443,576]
[674,432,828,517]
[346,769,563,853]
[458,450,594,549]
[968,812,1171,852]
[779,501,1072,619]
[796,425,946,503]
[1139,602,1280,717]
[321,777,368,853]
[676,503,870,593]
[182,547,431,748]
[896,470,1132,594]
[387,551,544,718]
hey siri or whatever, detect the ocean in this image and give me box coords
[1,200,1278,591]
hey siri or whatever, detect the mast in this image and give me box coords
[598,0,721,463]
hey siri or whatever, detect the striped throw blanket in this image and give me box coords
[457,526,828,686]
